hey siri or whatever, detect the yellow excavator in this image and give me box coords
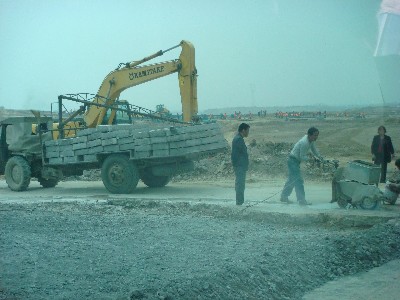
[52,40,198,139]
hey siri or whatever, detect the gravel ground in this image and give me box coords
[1,200,400,300]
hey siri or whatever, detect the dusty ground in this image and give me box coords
[1,180,400,300]
[1,108,400,299]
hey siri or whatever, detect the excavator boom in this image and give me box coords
[84,40,198,127]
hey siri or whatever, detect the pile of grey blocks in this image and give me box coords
[43,123,228,165]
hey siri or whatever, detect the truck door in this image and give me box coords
[0,125,9,174]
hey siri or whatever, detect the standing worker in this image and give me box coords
[231,123,250,205]
[280,127,324,206]
[371,125,395,183]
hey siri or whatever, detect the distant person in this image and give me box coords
[280,127,324,206]
[371,125,395,183]
[231,123,250,205]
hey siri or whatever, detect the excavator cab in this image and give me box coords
[103,100,133,125]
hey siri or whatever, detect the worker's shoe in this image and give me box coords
[236,193,244,206]
[280,197,293,204]
[299,200,312,206]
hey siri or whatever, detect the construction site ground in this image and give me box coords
[1,108,400,299]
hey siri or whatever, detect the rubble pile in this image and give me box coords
[67,140,335,182]
[174,140,336,182]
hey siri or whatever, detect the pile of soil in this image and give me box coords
[174,141,336,183]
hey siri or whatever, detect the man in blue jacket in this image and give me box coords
[231,123,250,205]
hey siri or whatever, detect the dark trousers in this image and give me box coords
[374,161,388,183]
[281,157,305,202]
[234,166,246,205]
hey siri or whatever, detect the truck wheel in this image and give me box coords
[38,177,59,188]
[101,154,139,194]
[141,170,170,188]
[5,156,31,191]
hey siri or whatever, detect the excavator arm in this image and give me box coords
[84,40,198,127]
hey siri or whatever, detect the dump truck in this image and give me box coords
[1,41,228,193]
[1,116,227,193]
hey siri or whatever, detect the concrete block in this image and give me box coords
[134,144,152,152]
[119,143,135,151]
[87,139,102,148]
[45,151,61,158]
[152,149,170,157]
[150,136,168,144]
[71,136,88,144]
[60,149,75,157]
[114,130,132,139]
[45,145,59,153]
[109,124,134,131]
[87,132,103,141]
[48,157,64,165]
[103,144,120,153]
[74,148,90,156]
[133,131,149,139]
[88,145,104,154]
[72,142,88,151]
[76,127,96,137]
[58,138,74,146]
[168,141,179,149]
[64,156,81,163]
[151,143,169,150]
[185,139,203,147]
[117,136,135,145]
[134,138,151,146]
[101,137,117,146]
[95,125,113,133]
[149,129,166,137]
[44,140,57,147]
[100,131,119,139]
[167,133,189,142]
[162,127,172,136]
[59,145,73,152]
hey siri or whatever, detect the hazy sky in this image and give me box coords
[0,0,383,113]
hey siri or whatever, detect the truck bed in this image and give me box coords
[43,123,228,166]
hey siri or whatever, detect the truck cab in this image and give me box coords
[0,117,60,191]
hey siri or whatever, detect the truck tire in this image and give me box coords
[5,156,32,191]
[141,170,170,188]
[101,154,139,194]
[38,177,59,188]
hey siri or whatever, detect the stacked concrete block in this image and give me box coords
[43,122,228,166]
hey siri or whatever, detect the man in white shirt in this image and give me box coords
[280,127,323,205]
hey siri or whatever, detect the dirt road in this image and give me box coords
[1,179,400,299]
